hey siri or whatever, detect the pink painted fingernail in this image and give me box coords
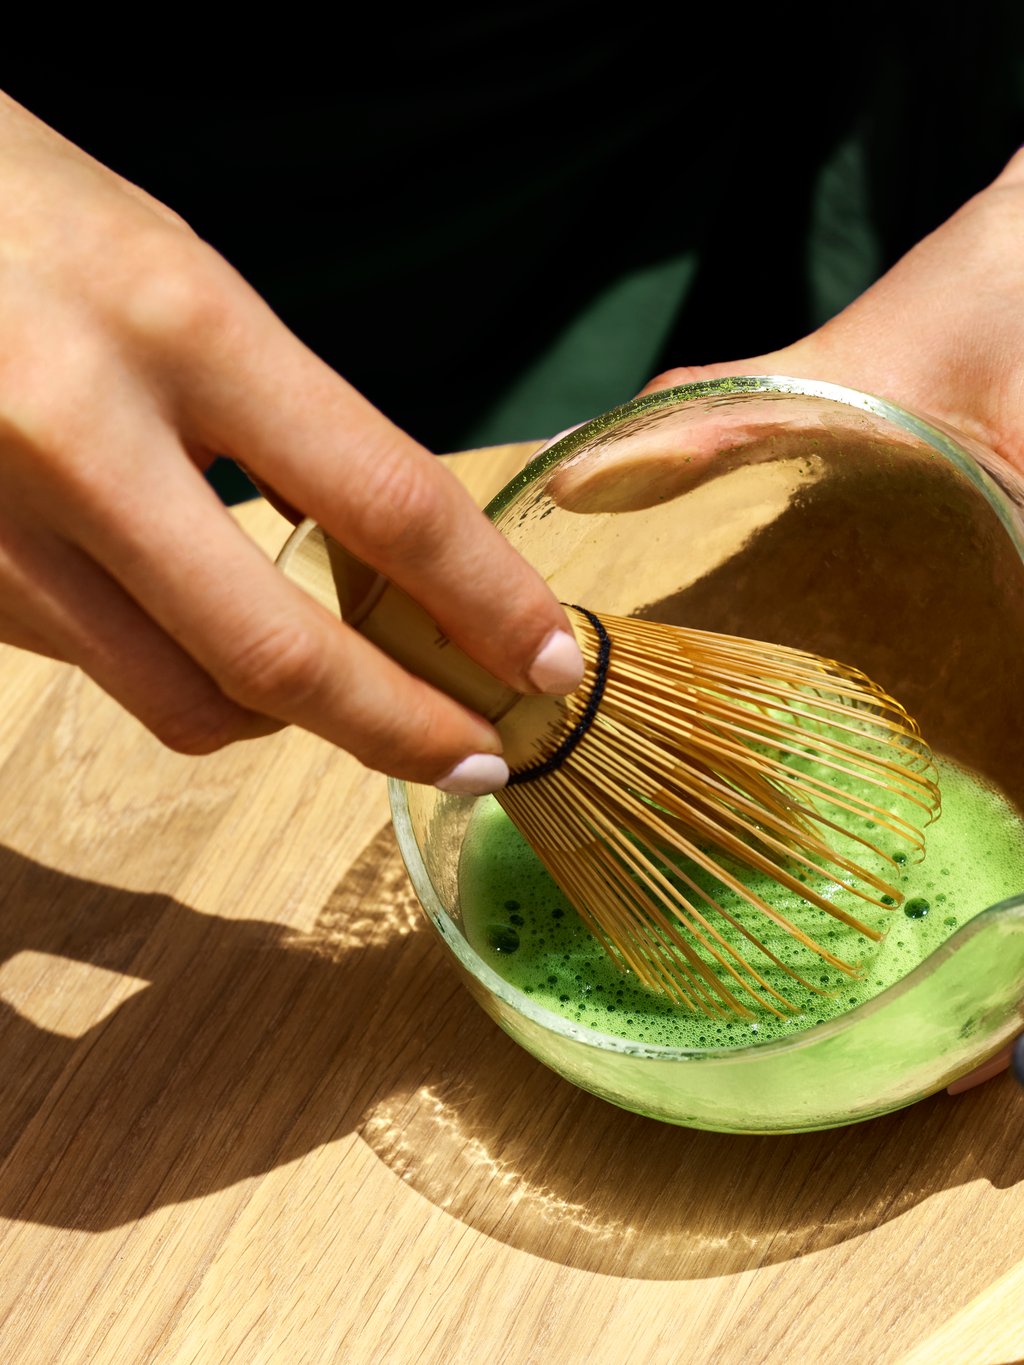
[528,628,585,695]
[435,753,510,795]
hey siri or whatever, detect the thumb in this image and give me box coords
[636,355,788,397]
[547,349,811,516]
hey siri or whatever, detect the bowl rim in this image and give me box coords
[390,375,1024,1064]
[390,777,1024,1064]
[484,374,1024,555]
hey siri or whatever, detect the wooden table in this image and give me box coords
[0,444,1021,1365]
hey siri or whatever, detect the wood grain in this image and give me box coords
[898,1258,1024,1364]
[0,443,1022,1365]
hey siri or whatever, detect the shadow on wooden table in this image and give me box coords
[0,823,1020,1282]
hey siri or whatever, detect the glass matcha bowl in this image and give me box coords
[287,376,1024,1133]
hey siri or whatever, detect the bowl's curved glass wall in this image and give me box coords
[389,377,1024,1132]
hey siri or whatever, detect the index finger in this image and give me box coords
[167,262,585,700]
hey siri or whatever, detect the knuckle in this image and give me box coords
[217,619,326,715]
[355,449,449,557]
[121,233,233,345]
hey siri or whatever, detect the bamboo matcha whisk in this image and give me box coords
[278,522,940,1019]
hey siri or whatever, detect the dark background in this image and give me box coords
[6,8,1023,499]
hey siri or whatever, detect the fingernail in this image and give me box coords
[948,1061,1003,1095]
[435,753,510,795]
[528,629,585,695]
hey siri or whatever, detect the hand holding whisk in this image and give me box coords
[279,522,939,1019]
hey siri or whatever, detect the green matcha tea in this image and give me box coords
[458,756,1024,1047]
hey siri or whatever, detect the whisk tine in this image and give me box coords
[277,524,943,1021]
[280,527,945,1022]
[498,608,941,1018]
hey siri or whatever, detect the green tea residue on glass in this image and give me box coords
[458,756,1024,1047]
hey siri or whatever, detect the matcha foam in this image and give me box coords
[458,756,1024,1047]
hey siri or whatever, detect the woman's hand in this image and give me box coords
[640,147,1024,475]
[639,146,1024,1092]
[0,92,583,794]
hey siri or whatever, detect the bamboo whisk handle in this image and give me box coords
[276,520,572,773]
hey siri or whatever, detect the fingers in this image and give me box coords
[135,263,584,699]
[0,96,581,786]
[0,608,66,660]
[3,448,512,782]
[947,1040,1017,1095]
[0,509,277,753]
[4,437,510,781]
[53,431,512,784]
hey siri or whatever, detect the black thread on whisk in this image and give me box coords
[506,606,611,788]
